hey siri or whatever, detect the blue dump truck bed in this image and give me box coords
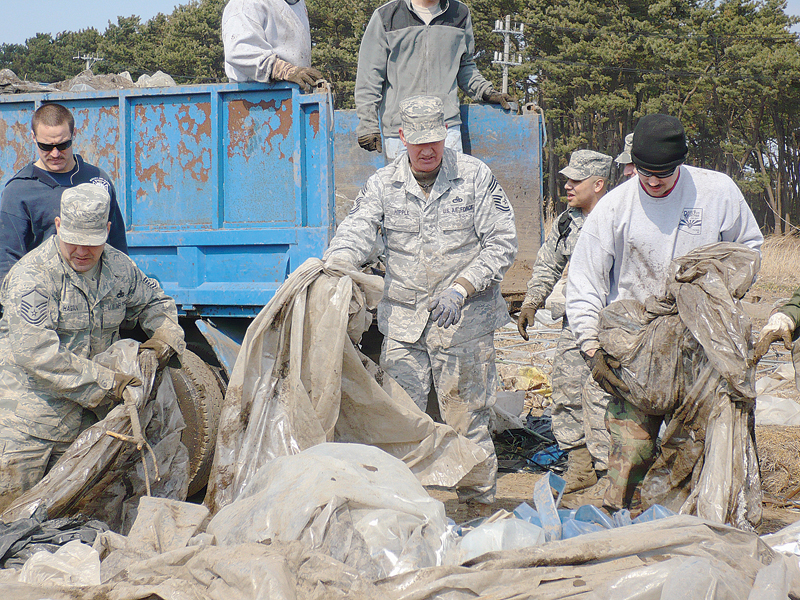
[0,82,335,318]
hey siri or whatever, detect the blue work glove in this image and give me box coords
[428,287,466,328]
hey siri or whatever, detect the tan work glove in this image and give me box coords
[109,373,142,404]
[753,312,795,365]
[272,58,323,92]
[583,349,629,400]
[517,304,537,341]
[358,132,382,153]
[483,89,516,110]
[139,337,176,370]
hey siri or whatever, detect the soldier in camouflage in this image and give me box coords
[0,183,185,511]
[517,149,612,495]
[615,133,636,179]
[323,95,518,509]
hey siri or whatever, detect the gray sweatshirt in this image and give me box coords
[566,166,763,353]
[222,0,311,83]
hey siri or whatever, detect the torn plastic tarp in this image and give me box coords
[4,480,800,599]
[205,258,489,513]
[18,539,101,588]
[9,504,796,600]
[598,242,761,529]
[0,340,189,533]
[208,443,453,579]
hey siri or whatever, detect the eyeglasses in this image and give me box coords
[636,165,678,179]
[35,139,72,153]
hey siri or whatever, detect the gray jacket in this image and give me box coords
[354,0,494,139]
[0,237,185,442]
[324,148,518,347]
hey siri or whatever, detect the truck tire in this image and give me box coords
[170,350,224,497]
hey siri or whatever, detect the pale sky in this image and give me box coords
[1,1,184,46]
[1,0,798,46]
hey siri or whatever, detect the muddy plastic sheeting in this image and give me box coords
[205,258,489,514]
[0,340,190,533]
[598,242,762,528]
[1,487,799,599]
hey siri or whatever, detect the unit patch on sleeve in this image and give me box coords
[488,176,511,212]
[19,289,49,326]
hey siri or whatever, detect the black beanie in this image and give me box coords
[631,114,688,171]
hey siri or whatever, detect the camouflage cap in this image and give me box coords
[559,149,612,180]
[58,183,110,246]
[399,95,447,144]
[615,133,634,164]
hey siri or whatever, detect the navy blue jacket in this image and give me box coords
[0,154,128,283]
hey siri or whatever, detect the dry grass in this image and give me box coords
[753,234,800,295]
[756,425,800,498]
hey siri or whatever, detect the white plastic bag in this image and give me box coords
[207,442,451,579]
[18,539,101,588]
[457,519,545,563]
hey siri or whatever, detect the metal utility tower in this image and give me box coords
[492,15,523,94]
[73,53,104,72]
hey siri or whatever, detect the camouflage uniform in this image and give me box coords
[603,396,661,510]
[324,98,518,503]
[0,236,184,509]
[521,154,613,470]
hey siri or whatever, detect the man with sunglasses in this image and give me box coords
[565,113,762,513]
[0,103,128,287]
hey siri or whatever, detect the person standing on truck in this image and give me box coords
[222,0,324,92]
[517,150,614,498]
[565,114,763,512]
[0,103,128,286]
[615,133,636,179]
[354,0,516,159]
[0,183,185,511]
[323,96,518,514]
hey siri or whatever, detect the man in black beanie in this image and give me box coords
[563,113,763,512]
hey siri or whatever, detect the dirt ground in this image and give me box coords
[426,283,800,534]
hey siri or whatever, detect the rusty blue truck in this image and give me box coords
[0,81,544,494]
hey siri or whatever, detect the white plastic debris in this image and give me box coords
[18,540,101,588]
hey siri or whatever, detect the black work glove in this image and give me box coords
[358,132,382,153]
[272,58,324,93]
[483,89,516,110]
[583,349,629,399]
[138,337,176,370]
[109,373,142,404]
[517,305,537,341]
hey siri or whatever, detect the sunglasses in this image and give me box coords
[636,165,678,179]
[35,139,72,153]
